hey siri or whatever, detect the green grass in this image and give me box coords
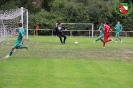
[0,36,133,88]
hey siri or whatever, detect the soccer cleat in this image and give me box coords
[115,41,118,43]
[26,45,29,50]
[93,41,96,43]
[102,47,105,48]
[5,55,11,58]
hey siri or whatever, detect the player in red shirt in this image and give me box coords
[103,22,113,48]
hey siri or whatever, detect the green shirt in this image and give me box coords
[99,25,104,33]
[115,24,122,32]
[16,27,25,44]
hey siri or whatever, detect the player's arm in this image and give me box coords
[20,36,25,46]
[99,29,102,33]
[98,26,102,33]
[11,32,18,36]
[114,25,116,30]
[20,30,25,46]
[13,33,18,36]
[59,28,63,33]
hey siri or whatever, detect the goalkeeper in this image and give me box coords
[55,22,66,44]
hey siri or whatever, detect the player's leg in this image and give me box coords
[5,45,16,58]
[9,43,21,56]
[15,42,28,50]
[116,32,119,43]
[103,42,106,48]
[106,34,113,43]
[100,38,104,42]
[95,37,100,42]
[103,40,106,48]
[19,45,28,50]
[100,34,104,42]
[9,46,15,56]
[107,38,113,42]
[58,34,63,44]
[103,35,107,48]
[36,29,38,36]
[116,32,122,43]
[103,34,112,48]
[94,32,104,43]
[117,33,122,43]
[94,33,102,42]
[61,34,66,44]
[95,36,101,42]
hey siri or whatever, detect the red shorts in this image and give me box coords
[104,33,109,42]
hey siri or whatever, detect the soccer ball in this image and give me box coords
[74,41,78,45]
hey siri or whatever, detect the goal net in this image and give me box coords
[0,7,28,60]
[0,7,28,44]
[55,23,94,37]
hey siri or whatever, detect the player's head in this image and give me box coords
[57,22,62,27]
[106,22,109,25]
[117,21,120,24]
[18,23,22,27]
[101,22,104,25]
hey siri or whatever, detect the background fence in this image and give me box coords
[28,29,133,37]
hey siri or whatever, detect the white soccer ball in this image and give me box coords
[74,41,78,45]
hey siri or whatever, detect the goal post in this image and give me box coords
[56,23,94,37]
[0,7,28,43]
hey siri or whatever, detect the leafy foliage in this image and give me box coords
[0,0,133,30]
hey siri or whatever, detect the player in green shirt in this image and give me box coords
[114,21,122,43]
[94,22,104,43]
[6,23,28,58]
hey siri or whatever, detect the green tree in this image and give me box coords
[0,0,133,31]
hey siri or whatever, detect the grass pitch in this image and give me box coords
[0,36,133,88]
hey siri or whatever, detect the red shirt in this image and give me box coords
[104,24,111,34]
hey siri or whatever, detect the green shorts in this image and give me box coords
[14,43,20,49]
[116,32,120,36]
[14,41,21,49]
[100,33,104,37]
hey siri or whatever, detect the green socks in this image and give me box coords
[19,46,26,49]
[116,38,118,42]
[119,38,121,41]
[95,38,100,41]
[116,38,121,41]
[9,50,13,56]
[95,38,104,42]
[100,38,104,42]
[9,46,26,56]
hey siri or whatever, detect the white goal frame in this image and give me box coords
[56,23,94,37]
[0,7,28,42]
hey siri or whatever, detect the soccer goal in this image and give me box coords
[56,23,94,37]
[0,7,28,43]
